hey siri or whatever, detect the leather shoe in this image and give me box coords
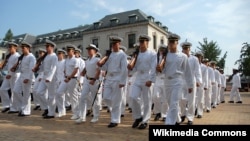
[236,101,242,104]
[33,105,40,111]
[181,116,186,122]
[187,121,193,125]
[221,101,225,103]
[44,115,55,119]
[8,111,19,114]
[18,113,30,117]
[138,123,148,129]
[42,109,48,117]
[206,110,210,113]
[121,114,124,117]
[107,122,118,128]
[228,101,234,103]
[132,117,143,128]
[1,107,10,113]
[197,115,202,118]
[86,110,92,116]
[154,113,161,121]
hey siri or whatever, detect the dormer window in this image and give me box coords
[110,17,119,26]
[147,16,154,22]
[64,32,70,38]
[71,31,79,37]
[94,21,102,29]
[50,35,56,40]
[155,21,162,27]
[128,14,138,23]
[162,26,168,31]
[18,37,23,43]
[56,34,63,39]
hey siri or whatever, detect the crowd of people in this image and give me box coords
[0,33,243,130]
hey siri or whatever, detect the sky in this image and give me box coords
[0,0,250,75]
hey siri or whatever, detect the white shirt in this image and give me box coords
[163,52,193,88]
[131,50,157,83]
[220,73,226,88]
[19,53,36,80]
[85,56,100,78]
[42,53,58,81]
[214,69,221,85]
[101,50,128,85]
[207,66,215,87]
[200,63,208,89]
[6,52,20,76]
[232,73,241,88]
[55,59,65,83]
[65,56,79,77]
[188,55,202,84]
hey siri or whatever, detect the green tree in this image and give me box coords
[196,38,227,69]
[3,29,13,41]
[235,42,250,76]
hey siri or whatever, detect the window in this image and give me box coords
[147,16,154,22]
[94,22,102,29]
[161,38,164,44]
[129,14,137,23]
[153,35,157,50]
[110,18,119,26]
[128,34,136,48]
[92,38,99,48]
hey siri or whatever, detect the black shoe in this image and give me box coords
[221,101,225,103]
[162,117,166,121]
[43,115,55,119]
[181,116,186,122]
[55,107,58,113]
[187,121,193,125]
[212,106,216,108]
[132,117,143,128]
[121,114,124,117]
[107,122,118,128]
[8,111,19,114]
[107,109,110,113]
[197,115,202,118]
[86,110,92,116]
[228,101,234,103]
[1,107,10,113]
[33,105,40,111]
[138,123,148,129]
[206,110,210,113]
[154,113,161,121]
[236,101,242,104]
[194,109,197,116]
[65,105,71,111]
[18,113,30,117]
[175,122,180,125]
[103,106,108,109]
[42,109,48,117]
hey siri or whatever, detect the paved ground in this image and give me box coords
[0,91,249,141]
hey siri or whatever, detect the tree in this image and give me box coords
[235,42,250,76]
[3,29,13,41]
[196,38,227,69]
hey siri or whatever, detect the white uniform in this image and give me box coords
[163,52,193,125]
[179,55,202,122]
[32,72,44,108]
[101,50,128,124]
[212,69,221,107]
[196,63,208,116]
[37,53,58,116]
[55,59,66,117]
[204,66,215,111]
[78,56,100,121]
[56,55,79,119]
[229,73,242,102]
[130,50,157,124]
[13,53,36,115]
[0,52,20,111]
[219,73,226,102]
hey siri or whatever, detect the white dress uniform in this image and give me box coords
[37,53,58,117]
[13,53,36,115]
[32,72,44,108]
[219,72,226,103]
[130,50,157,124]
[163,52,193,125]
[212,68,221,107]
[204,66,215,111]
[196,63,208,116]
[229,73,242,102]
[101,50,128,124]
[55,59,66,117]
[56,55,79,119]
[179,55,202,122]
[0,52,20,111]
[77,55,101,122]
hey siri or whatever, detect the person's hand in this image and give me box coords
[23,79,29,84]
[6,75,11,79]
[188,88,193,93]
[64,78,70,83]
[119,84,125,88]
[45,80,50,83]
[145,81,152,87]
[89,80,95,85]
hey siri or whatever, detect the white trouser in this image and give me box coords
[37,78,57,116]
[121,86,127,115]
[152,84,168,117]
[220,87,225,102]
[217,86,221,104]
[57,79,79,116]
[34,81,48,110]
[0,74,19,108]
[32,78,42,106]
[13,76,32,115]
[229,86,242,102]
[204,86,212,111]
[79,79,100,119]
[64,92,71,107]
[130,81,152,123]
[103,80,122,123]
[164,79,182,125]
[126,82,133,108]
[196,86,204,116]
[55,81,65,115]
[211,83,218,107]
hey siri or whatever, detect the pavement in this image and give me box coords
[0,91,249,141]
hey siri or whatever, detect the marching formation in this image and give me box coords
[0,33,242,129]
